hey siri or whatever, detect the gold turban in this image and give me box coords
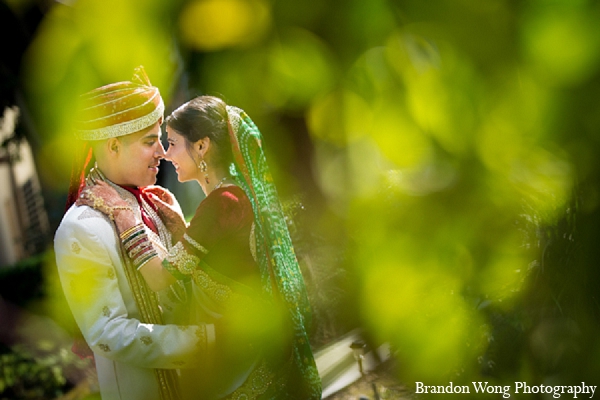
[74,66,164,141]
[66,66,163,209]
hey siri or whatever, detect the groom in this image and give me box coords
[54,67,212,400]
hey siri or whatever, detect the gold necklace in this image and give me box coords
[211,177,228,193]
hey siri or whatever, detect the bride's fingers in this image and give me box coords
[75,195,92,206]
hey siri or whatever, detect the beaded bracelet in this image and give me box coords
[120,224,158,270]
[111,205,134,220]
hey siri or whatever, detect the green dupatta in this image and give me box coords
[226,106,322,399]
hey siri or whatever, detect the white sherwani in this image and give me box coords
[54,184,212,400]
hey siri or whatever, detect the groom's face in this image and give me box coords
[112,122,166,187]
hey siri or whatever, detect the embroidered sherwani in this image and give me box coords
[54,182,213,400]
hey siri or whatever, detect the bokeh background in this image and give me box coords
[1,0,600,398]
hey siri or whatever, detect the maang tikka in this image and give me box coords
[198,159,209,184]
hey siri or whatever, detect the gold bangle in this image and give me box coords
[120,224,144,240]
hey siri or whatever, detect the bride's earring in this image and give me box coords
[198,159,209,184]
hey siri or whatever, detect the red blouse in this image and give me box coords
[179,185,260,289]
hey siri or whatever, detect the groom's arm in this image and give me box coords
[54,206,213,369]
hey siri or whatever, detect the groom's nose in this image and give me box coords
[155,141,166,158]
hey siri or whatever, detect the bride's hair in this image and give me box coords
[166,95,234,170]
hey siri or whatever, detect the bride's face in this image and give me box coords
[164,126,199,183]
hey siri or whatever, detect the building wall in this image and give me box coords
[0,163,21,266]
[0,106,49,267]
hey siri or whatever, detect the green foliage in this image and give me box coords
[0,252,92,399]
[0,254,45,307]
[13,0,600,394]
[0,342,87,400]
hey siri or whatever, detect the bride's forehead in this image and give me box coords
[165,126,184,140]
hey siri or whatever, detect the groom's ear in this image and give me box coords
[107,138,121,157]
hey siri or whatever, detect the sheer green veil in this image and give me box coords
[226,106,322,399]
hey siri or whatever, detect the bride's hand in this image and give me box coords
[144,186,177,206]
[76,181,139,233]
[144,186,187,238]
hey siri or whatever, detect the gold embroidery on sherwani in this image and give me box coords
[71,242,81,255]
[119,243,182,400]
[98,344,111,352]
[102,306,110,317]
[87,169,182,400]
[141,195,173,254]
[194,326,207,350]
[107,268,116,280]
[140,336,153,345]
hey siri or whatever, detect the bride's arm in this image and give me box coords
[137,257,176,292]
[79,182,248,293]
[111,201,177,292]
